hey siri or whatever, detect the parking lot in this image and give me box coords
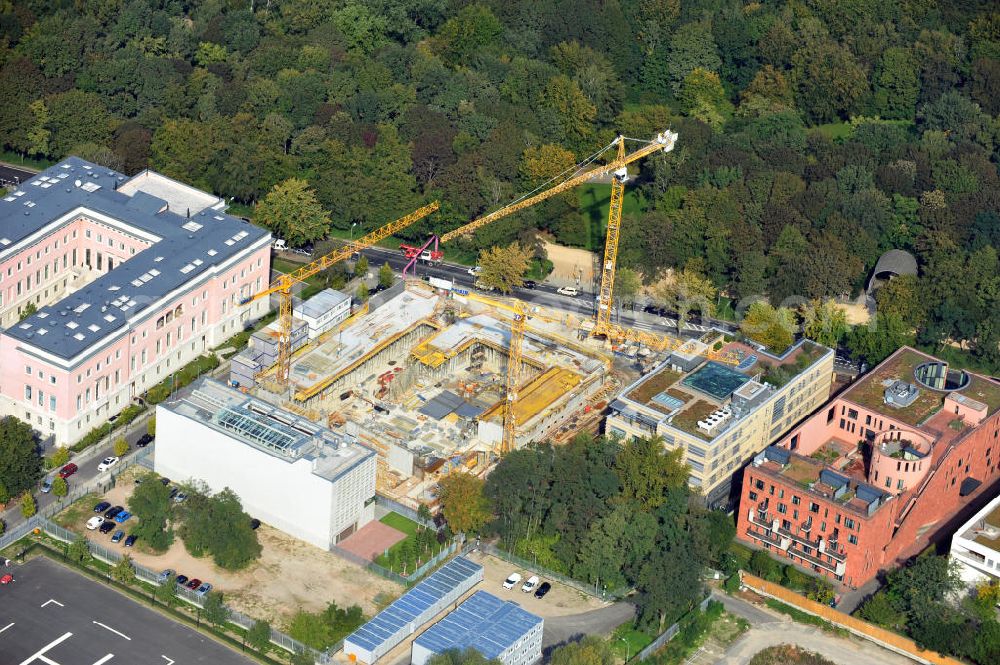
[0,557,253,665]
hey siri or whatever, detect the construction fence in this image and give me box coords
[739,572,966,665]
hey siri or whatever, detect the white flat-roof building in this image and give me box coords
[411,591,543,665]
[155,378,376,549]
[950,493,1000,585]
[298,288,351,339]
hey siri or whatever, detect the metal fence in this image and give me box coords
[632,596,712,662]
[332,538,459,587]
[468,542,631,601]
[0,446,151,553]
[35,517,330,663]
[374,494,438,531]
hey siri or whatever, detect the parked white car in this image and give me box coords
[468,265,482,276]
[557,286,579,296]
[521,575,540,593]
[502,572,522,590]
[86,516,105,530]
[97,456,120,472]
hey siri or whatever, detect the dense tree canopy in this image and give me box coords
[1,0,998,367]
[481,435,733,631]
[0,416,41,499]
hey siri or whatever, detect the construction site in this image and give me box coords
[223,128,743,510]
[231,279,618,508]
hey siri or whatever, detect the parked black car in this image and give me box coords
[136,433,154,448]
[534,582,552,599]
[99,521,116,534]
[522,280,537,289]
[93,501,111,513]
[104,505,124,519]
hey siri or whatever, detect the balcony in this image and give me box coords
[789,544,847,576]
[745,527,791,552]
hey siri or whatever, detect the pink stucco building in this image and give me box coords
[0,158,271,446]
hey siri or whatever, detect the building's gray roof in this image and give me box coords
[163,377,375,482]
[414,590,542,660]
[869,249,917,288]
[299,288,350,320]
[1,157,270,361]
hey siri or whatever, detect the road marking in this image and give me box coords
[92,621,131,641]
[17,631,72,665]
[162,657,174,665]
[92,656,114,665]
[40,599,64,608]
[0,622,13,634]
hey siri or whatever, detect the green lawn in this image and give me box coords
[577,183,643,252]
[374,512,444,576]
[379,512,419,537]
[611,624,655,661]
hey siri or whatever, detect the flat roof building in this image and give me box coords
[411,591,543,665]
[606,338,834,506]
[155,378,376,550]
[344,556,483,664]
[737,347,1000,589]
[0,158,271,445]
[950,492,1000,585]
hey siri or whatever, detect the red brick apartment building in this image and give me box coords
[736,347,1000,589]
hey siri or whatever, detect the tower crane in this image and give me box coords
[441,130,737,363]
[453,290,574,455]
[240,201,440,386]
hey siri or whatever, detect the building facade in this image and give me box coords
[950,493,1000,585]
[0,158,271,445]
[606,339,834,505]
[411,591,543,665]
[737,347,1000,588]
[155,378,377,550]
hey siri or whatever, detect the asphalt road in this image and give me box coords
[542,601,635,649]
[0,556,253,665]
[0,416,152,534]
[356,246,729,337]
[0,162,38,187]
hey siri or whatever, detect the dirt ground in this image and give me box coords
[836,301,871,325]
[463,550,607,618]
[354,550,610,665]
[65,469,401,627]
[542,240,595,286]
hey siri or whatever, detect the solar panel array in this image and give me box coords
[414,591,542,661]
[344,556,483,662]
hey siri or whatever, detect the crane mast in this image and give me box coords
[241,201,440,386]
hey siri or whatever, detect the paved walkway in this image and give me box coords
[718,622,916,665]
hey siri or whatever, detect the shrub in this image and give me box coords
[113,438,129,457]
[20,492,36,518]
[51,476,68,497]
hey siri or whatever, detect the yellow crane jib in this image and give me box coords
[240,201,441,386]
[439,131,678,244]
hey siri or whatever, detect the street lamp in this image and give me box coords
[618,636,629,663]
[350,222,357,241]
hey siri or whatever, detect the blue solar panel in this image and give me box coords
[414,591,542,660]
[345,557,483,654]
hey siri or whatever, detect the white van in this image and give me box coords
[521,575,540,593]
[502,572,522,590]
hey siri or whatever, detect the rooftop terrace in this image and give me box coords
[753,446,891,516]
[844,347,1000,427]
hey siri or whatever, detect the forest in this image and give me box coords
[1,0,999,367]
